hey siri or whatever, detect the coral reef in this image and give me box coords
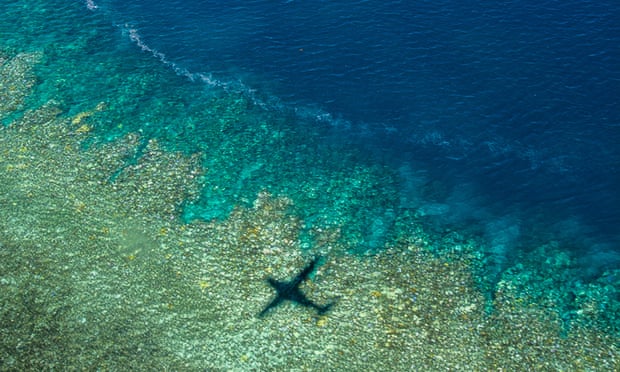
[0,36,617,371]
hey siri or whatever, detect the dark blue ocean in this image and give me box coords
[91,0,619,270]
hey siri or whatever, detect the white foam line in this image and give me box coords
[126,26,222,88]
[121,24,289,114]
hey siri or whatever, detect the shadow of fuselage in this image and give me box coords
[258,257,333,317]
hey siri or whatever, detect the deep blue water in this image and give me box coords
[89,1,619,266]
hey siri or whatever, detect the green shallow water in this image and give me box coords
[0,1,618,370]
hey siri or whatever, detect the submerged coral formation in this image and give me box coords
[0,51,40,120]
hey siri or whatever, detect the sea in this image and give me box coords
[88,0,619,268]
[1,0,619,368]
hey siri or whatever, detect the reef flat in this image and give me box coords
[0,49,618,370]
